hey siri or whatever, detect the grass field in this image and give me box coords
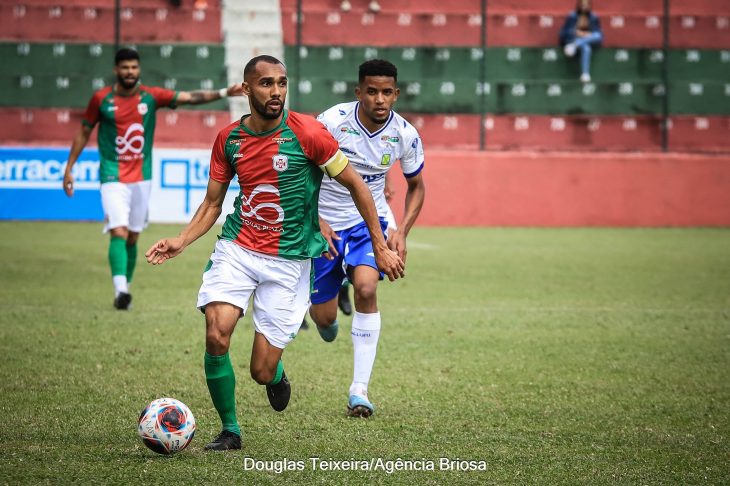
[1,222,729,484]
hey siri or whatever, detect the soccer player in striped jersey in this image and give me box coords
[145,55,404,451]
[62,47,244,310]
[309,59,426,418]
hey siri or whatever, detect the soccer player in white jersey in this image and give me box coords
[309,59,426,417]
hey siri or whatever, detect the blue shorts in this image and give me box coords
[311,219,388,305]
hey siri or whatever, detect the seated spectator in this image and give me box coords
[341,0,381,13]
[559,0,603,83]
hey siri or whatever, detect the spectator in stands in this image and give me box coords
[559,0,603,83]
[62,47,243,310]
[341,0,381,13]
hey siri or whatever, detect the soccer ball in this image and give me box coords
[137,397,196,455]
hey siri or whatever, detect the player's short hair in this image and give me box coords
[359,59,398,83]
[115,48,140,65]
[244,55,285,81]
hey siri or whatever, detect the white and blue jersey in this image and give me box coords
[311,102,424,304]
[316,101,424,232]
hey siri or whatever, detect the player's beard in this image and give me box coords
[250,95,283,120]
[117,73,139,90]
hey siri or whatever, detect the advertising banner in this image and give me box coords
[0,147,237,224]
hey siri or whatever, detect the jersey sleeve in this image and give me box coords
[400,124,425,178]
[208,129,234,183]
[81,92,102,128]
[148,86,179,109]
[302,118,348,178]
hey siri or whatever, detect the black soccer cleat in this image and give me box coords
[266,371,291,412]
[113,292,132,310]
[300,317,309,330]
[338,286,352,316]
[204,430,241,451]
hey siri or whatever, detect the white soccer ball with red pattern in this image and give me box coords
[137,397,196,454]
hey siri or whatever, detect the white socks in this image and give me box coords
[112,275,129,297]
[350,311,381,397]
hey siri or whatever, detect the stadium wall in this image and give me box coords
[389,151,730,227]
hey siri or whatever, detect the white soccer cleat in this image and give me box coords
[580,73,592,83]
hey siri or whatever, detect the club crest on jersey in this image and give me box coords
[272,137,293,145]
[380,153,392,166]
[137,103,148,115]
[272,154,289,172]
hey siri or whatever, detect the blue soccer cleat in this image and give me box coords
[347,394,375,418]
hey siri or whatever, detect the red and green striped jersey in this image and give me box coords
[82,85,178,184]
[210,110,347,260]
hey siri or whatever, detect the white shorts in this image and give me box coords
[100,181,151,233]
[197,239,311,349]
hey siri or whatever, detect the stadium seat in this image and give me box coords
[0,3,221,43]
[0,107,233,147]
[401,113,730,152]
[0,42,228,111]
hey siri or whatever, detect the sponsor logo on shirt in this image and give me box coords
[115,123,145,155]
[107,106,118,112]
[137,103,148,115]
[380,154,392,166]
[272,137,293,145]
[272,154,288,172]
[341,126,361,136]
[240,184,284,226]
[228,138,244,145]
[340,147,357,156]
[381,136,400,143]
[232,153,245,158]
[412,137,420,149]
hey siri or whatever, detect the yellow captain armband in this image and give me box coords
[320,149,349,178]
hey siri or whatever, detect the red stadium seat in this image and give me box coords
[0,108,232,148]
[0,3,221,43]
[406,114,730,152]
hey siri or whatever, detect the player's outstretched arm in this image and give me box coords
[333,164,405,281]
[175,83,245,105]
[388,172,425,264]
[63,124,93,197]
[145,178,229,265]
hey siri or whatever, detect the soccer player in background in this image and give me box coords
[62,47,244,310]
[145,55,404,450]
[308,59,426,417]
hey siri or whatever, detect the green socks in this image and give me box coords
[126,242,137,283]
[270,360,284,385]
[204,352,241,436]
[108,236,127,277]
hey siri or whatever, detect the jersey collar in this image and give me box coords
[239,110,288,136]
[354,102,393,139]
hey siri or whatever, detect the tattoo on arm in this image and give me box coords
[188,90,211,104]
